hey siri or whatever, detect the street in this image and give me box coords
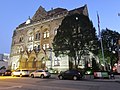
[0,76,120,90]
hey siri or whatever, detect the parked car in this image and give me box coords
[12,69,30,77]
[58,70,83,80]
[4,70,12,76]
[0,68,6,76]
[30,70,51,78]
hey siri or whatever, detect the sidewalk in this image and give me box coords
[0,76,21,79]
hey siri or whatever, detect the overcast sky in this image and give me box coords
[0,0,120,54]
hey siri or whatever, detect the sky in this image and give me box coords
[0,0,120,54]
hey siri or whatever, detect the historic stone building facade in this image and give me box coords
[9,5,89,72]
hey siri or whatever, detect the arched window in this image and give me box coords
[43,32,46,38]
[46,31,49,38]
[19,35,24,43]
[35,32,40,40]
[43,30,49,39]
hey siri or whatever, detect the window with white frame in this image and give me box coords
[42,43,49,50]
[43,32,46,38]
[27,44,33,51]
[31,36,34,41]
[54,29,57,35]
[46,31,49,37]
[43,31,49,39]
[46,44,49,49]
[28,36,34,42]
[54,57,60,66]
[28,37,31,41]
[43,44,46,50]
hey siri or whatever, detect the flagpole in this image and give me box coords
[97,12,106,71]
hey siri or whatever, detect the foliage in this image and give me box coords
[92,58,100,71]
[100,28,120,69]
[53,13,99,68]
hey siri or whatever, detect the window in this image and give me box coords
[54,57,60,66]
[43,31,49,39]
[27,44,33,51]
[20,47,23,52]
[43,32,46,38]
[42,44,49,50]
[46,31,49,37]
[35,32,40,40]
[65,70,70,74]
[19,38,22,42]
[54,29,57,35]
[43,44,46,50]
[28,37,31,41]
[19,36,23,43]
[38,45,40,51]
[28,36,34,42]
[46,44,49,49]
[38,33,40,39]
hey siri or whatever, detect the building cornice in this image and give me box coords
[16,14,67,31]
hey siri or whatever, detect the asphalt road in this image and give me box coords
[0,76,120,90]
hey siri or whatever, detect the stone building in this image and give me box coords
[9,5,89,72]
